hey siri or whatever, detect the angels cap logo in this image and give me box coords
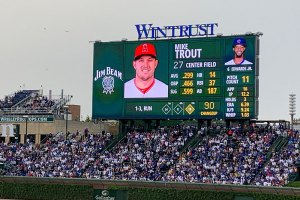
[142,44,149,53]
[102,76,114,94]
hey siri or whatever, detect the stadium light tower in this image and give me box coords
[289,94,296,130]
[64,105,69,140]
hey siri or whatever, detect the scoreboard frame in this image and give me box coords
[92,35,259,120]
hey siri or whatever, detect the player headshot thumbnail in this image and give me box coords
[225,37,253,66]
[124,43,168,98]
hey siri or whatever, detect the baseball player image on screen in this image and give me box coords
[225,37,253,66]
[124,43,168,98]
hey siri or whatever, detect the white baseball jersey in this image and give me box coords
[124,78,168,98]
[225,59,253,66]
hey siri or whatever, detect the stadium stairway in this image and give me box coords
[101,131,127,153]
[11,93,33,109]
[266,135,289,160]
[180,127,230,153]
[50,95,73,114]
[179,131,200,154]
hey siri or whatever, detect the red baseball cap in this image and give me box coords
[134,43,157,60]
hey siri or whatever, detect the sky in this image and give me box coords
[0,0,300,121]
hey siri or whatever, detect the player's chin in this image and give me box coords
[142,75,153,80]
[142,71,153,76]
[141,77,151,81]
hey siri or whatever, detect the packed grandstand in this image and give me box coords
[0,90,299,188]
[0,89,71,115]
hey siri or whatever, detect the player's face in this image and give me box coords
[233,44,246,58]
[133,55,158,81]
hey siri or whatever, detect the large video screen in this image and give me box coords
[92,35,259,120]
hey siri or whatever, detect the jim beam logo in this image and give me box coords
[94,67,123,95]
[102,76,114,94]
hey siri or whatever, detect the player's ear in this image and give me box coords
[133,61,137,69]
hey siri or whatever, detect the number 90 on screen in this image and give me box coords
[199,101,221,110]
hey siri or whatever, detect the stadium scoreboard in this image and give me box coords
[93,35,259,120]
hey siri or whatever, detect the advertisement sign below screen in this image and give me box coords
[92,35,259,120]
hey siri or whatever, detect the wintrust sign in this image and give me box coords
[135,23,218,39]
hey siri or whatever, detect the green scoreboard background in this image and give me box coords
[92,35,259,120]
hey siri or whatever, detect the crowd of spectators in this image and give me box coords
[0,124,299,187]
[1,90,58,114]
[253,130,300,186]
[0,90,56,113]
[165,128,278,184]
[18,95,55,112]
[0,131,113,178]
[0,90,36,109]
[82,125,196,180]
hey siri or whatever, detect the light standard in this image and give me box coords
[23,115,28,143]
[64,106,68,140]
[289,94,296,130]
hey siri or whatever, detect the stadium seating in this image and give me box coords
[0,90,71,114]
[0,124,299,187]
